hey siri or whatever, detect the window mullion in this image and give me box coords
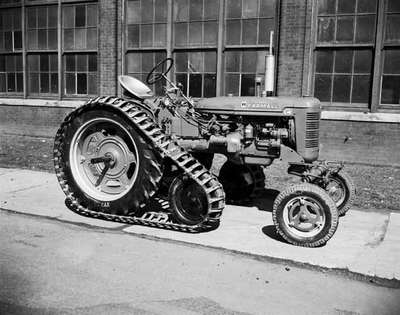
[216,0,224,96]
[57,0,61,99]
[22,0,27,98]
[370,0,386,112]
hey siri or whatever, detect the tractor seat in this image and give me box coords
[118,75,153,100]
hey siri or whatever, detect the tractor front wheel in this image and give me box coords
[272,183,339,247]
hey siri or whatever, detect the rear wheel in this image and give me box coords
[272,183,339,247]
[54,105,162,215]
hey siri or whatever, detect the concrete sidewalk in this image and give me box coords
[1,167,399,283]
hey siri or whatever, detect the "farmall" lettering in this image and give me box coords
[241,101,280,110]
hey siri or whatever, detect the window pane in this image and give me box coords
[356,16,375,43]
[204,51,216,72]
[88,73,97,94]
[352,75,371,103]
[155,0,167,22]
[354,50,373,73]
[0,56,5,71]
[40,54,49,71]
[204,74,216,97]
[226,0,241,18]
[332,75,351,102]
[189,52,203,72]
[48,6,57,28]
[317,17,334,42]
[87,28,97,50]
[40,73,49,93]
[141,52,154,73]
[51,73,58,93]
[64,29,74,50]
[75,29,86,49]
[48,29,57,49]
[38,30,47,49]
[334,50,353,73]
[204,0,218,19]
[189,73,202,97]
[336,17,354,42]
[225,51,240,72]
[316,50,333,73]
[338,0,356,14]
[66,54,75,71]
[28,54,39,71]
[226,20,241,45]
[203,21,217,45]
[14,31,22,50]
[318,0,336,15]
[174,23,187,46]
[50,54,57,72]
[77,73,87,94]
[37,8,47,28]
[7,73,15,92]
[189,22,202,45]
[88,54,97,71]
[242,50,257,73]
[241,74,256,96]
[190,0,202,21]
[127,0,140,24]
[87,4,97,27]
[260,0,275,17]
[75,5,86,27]
[16,73,23,92]
[381,76,400,104]
[76,54,87,71]
[15,55,22,71]
[140,24,153,47]
[126,52,141,73]
[6,55,14,72]
[388,0,400,12]
[243,0,258,18]
[141,0,153,23]
[225,74,240,95]
[314,74,332,102]
[0,73,5,92]
[174,0,189,22]
[384,50,400,74]
[27,8,37,29]
[65,73,75,94]
[175,52,188,72]
[4,32,12,50]
[242,19,257,45]
[357,0,377,13]
[29,72,39,93]
[385,15,400,42]
[63,6,74,28]
[128,24,139,47]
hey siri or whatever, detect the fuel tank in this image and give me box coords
[196,96,321,116]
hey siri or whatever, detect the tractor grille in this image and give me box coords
[305,112,320,148]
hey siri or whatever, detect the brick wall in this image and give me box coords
[276,0,308,96]
[99,0,118,96]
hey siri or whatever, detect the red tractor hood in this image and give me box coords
[196,96,321,115]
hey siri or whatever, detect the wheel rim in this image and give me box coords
[326,177,346,208]
[174,178,208,224]
[69,118,139,201]
[283,196,326,238]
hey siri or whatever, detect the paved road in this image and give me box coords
[1,211,400,315]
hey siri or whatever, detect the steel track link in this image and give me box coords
[54,96,225,233]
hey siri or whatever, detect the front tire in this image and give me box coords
[54,103,163,215]
[324,170,355,216]
[272,183,339,247]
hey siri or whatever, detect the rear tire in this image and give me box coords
[53,104,162,215]
[272,183,339,247]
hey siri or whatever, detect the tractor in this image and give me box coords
[53,58,355,247]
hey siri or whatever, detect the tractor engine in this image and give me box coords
[164,96,321,165]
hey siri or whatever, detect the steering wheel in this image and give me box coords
[146,58,174,85]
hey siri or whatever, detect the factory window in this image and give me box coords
[0,54,23,93]
[380,0,400,107]
[224,0,276,96]
[64,53,97,95]
[0,1,98,98]
[314,0,377,109]
[125,0,167,95]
